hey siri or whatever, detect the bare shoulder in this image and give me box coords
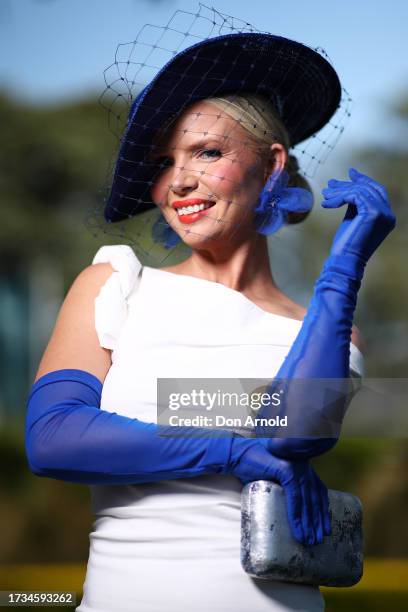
[34,262,115,384]
[350,324,365,354]
[61,260,115,305]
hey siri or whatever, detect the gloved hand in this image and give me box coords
[256,169,396,458]
[25,368,328,545]
[228,436,330,545]
[323,168,396,268]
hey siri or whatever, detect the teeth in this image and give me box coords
[176,202,214,216]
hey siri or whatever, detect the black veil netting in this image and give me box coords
[85,3,352,268]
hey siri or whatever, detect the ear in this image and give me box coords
[263,143,288,182]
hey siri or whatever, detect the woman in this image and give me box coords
[25,29,395,612]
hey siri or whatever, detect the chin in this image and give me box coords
[178,230,216,246]
[173,226,221,248]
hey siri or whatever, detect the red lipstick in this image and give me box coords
[172,199,216,224]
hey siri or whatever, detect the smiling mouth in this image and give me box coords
[174,201,216,224]
[176,201,215,215]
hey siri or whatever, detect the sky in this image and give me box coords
[1,0,407,172]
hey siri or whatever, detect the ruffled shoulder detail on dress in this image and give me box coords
[349,342,365,392]
[92,245,142,351]
[350,342,365,377]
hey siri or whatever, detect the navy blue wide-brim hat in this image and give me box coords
[105,32,341,223]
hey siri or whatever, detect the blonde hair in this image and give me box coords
[205,93,313,224]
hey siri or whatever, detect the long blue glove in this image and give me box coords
[25,368,330,545]
[256,169,396,458]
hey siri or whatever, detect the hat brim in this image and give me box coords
[105,33,341,222]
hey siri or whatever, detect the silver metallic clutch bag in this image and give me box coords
[241,481,363,587]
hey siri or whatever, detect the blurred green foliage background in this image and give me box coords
[0,89,406,609]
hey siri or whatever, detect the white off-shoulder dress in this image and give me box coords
[76,244,364,612]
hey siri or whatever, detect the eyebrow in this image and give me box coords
[151,134,227,160]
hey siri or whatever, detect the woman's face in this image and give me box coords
[150,99,276,249]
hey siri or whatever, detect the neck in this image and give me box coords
[179,234,279,295]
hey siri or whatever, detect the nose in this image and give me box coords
[170,166,199,196]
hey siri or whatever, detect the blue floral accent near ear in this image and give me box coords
[151,211,182,249]
[254,170,313,236]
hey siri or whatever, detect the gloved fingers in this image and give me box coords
[311,469,328,544]
[323,185,395,229]
[329,175,367,188]
[281,479,305,545]
[329,168,388,204]
[329,171,390,213]
[322,183,377,200]
[321,190,364,209]
[321,185,378,211]
[321,194,346,208]
[349,172,396,225]
[348,168,389,202]
[300,472,316,546]
[355,180,388,204]
[273,457,308,545]
[314,471,331,536]
[327,178,352,189]
[309,470,325,543]
[323,182,384,208]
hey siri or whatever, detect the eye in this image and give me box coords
[199,148,222,160]
[151,156,173,173]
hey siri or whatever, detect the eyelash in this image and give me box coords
[198,148,222,159]
[153,148,222,170]
[154,157,172,170]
